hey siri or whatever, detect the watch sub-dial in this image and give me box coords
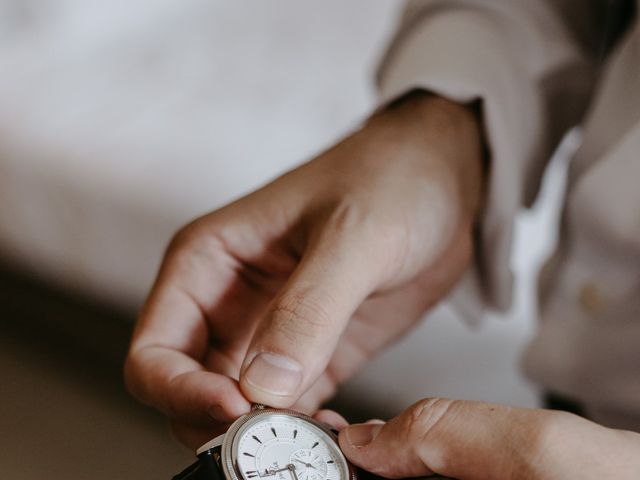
[289,449,328,480]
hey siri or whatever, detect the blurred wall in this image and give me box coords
[0,0,400,305]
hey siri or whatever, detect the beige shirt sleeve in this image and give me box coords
[377,0,601,318]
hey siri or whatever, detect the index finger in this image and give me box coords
[125,229,251,426]
[125,344,250,426]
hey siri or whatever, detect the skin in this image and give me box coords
[124,91,640,476]
[338,398,640,479]
[125,91,484,447]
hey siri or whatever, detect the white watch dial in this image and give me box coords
[232,413,349,480]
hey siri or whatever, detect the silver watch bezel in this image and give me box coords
[215,407,357,480]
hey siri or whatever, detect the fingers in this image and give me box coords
[125,280,252,429]
[125,234,250,426]
[239,209,385,407]
[313,410,349,430]
[338,398,582,479]
[125,217,257,435]
[292,371,338,414]
[125,345,251,426]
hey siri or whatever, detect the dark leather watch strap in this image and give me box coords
[173,448,455,480]
[173,449,224,480]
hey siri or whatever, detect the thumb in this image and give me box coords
[339,398,555,480]
[239,218,382,407]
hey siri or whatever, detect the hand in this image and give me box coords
[339,398,640,479]
[124,92,484,448]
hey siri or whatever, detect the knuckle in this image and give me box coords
[163,219,225,277]
[404,398,458,442]
[166,221,200,256]
[268,290,335,342]
[324,200,411,280]
[162,225,200,274]
[166,217,220,261]
[327,200,392,247]
[399,398,461,473]
[325,200,367,233]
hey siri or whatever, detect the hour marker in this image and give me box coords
[311,442,319,449]
[243,452,255,458]
[246,471,258,478]
[271,427,277,437]
[293,429,298,439]
[252,435,262,444]
[327,461,334,464]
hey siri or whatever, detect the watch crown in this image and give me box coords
[251,403,267,411]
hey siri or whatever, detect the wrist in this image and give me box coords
[367,90,486,223]
[302,90,486,288]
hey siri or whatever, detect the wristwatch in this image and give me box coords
[172,404,455,480]
[172,405,357,480]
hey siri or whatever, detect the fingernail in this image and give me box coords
[208,404,225,422]
[345,423,383,447]
[244,353,303,397]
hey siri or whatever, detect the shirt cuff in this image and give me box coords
[377,7,554,316]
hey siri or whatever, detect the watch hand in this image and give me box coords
[293,459,316,469]
[260,466,291,477]
[287,464,300,480]
[273,467,294,474]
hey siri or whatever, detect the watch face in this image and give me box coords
[222,409,353,480]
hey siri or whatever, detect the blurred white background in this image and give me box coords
[0,1,567,478]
